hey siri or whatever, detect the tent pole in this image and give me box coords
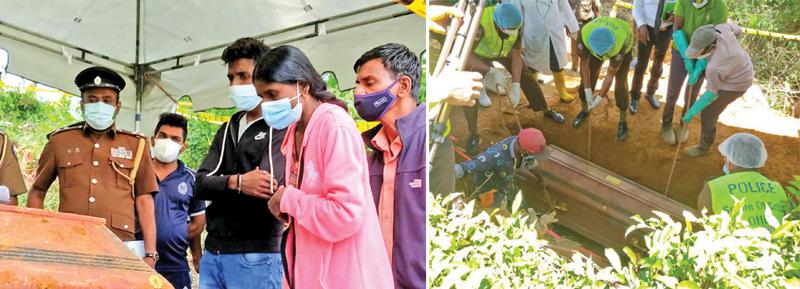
[133,0,142,132]
[134,64,144,132]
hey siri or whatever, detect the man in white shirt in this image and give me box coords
[629,0,673,113]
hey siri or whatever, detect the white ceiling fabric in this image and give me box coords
[0,0,424,135]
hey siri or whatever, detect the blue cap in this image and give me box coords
[588,27,615,56]
[493,3,523,31]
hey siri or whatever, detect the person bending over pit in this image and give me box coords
[454,128,551,211]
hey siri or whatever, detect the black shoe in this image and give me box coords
[617,122,628,141]
[646,94,660,109]
[629,99,639,114]
[467,134,480,155]
[572,111,589,128]
[544,110,565,124]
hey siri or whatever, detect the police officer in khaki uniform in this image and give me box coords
[28,66,160,268]
[0,132,27,205]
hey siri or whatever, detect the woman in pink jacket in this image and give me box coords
[253,45,395,289]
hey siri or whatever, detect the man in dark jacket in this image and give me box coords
[354,43,426,289]
[195,37,286,289]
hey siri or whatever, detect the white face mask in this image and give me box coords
[228,84,262,112]
[501,28,519,36]
[84,102,116,130]
[696,49,713,59]
[153,138,182,163]
[722,159,731,174]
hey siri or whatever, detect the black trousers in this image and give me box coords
[630,25,671,100]
[577,53,633,111]
[463,53,551,135]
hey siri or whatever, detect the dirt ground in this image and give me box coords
[448,65,800,209]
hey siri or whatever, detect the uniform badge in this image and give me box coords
[178,182,188,195]
[254,132,267,140]
[111,146,133,160]
[94,76,102,85]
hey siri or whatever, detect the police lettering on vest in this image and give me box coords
[708,171,791,229]
[580,16,634,61]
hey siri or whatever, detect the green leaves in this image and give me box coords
[430,192,800,289]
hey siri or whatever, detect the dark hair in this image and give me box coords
[154,113,188,141]
[253,45,346,110]
[221,37,270,64]
[353,43,421,101]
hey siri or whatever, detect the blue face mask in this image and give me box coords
[84,102,116,130]
[261,83,303,130]
[229,84,261,112]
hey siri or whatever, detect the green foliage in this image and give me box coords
[784,176,800,220]
[177,96,231,170]
[428,192,592,288]
[182,115,221,170]
[429,191,800,289]
[0,84,79,210]
[725,0,800,115]
[726,0,800,33]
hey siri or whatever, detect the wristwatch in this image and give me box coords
[144,252,160,262]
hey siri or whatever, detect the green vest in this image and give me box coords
[580,17,633,61]
[709,171,791,229]
[473,6,518,60]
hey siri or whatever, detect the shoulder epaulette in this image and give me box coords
[117,129,146,139]
[47,124,83,140]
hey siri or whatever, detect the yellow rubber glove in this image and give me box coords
[428,5,464,35]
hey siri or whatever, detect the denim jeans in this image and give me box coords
[198,250,283,289]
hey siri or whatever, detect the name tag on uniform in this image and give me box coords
[111,146,133,160]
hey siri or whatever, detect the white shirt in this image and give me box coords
[237,114,262,141]
[633,0,662,28]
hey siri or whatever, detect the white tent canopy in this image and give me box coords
[0,0,424,136]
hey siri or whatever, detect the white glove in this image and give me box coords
[583,88,594,104]
[588,95,604,111]
[486,67,507,95]
[509,82,521,107]
[0,186,8,204]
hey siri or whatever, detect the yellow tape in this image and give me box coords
[614,0,632,9]
[613,0,800,41]
[404,0,425,18]
[741,27,800,41]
